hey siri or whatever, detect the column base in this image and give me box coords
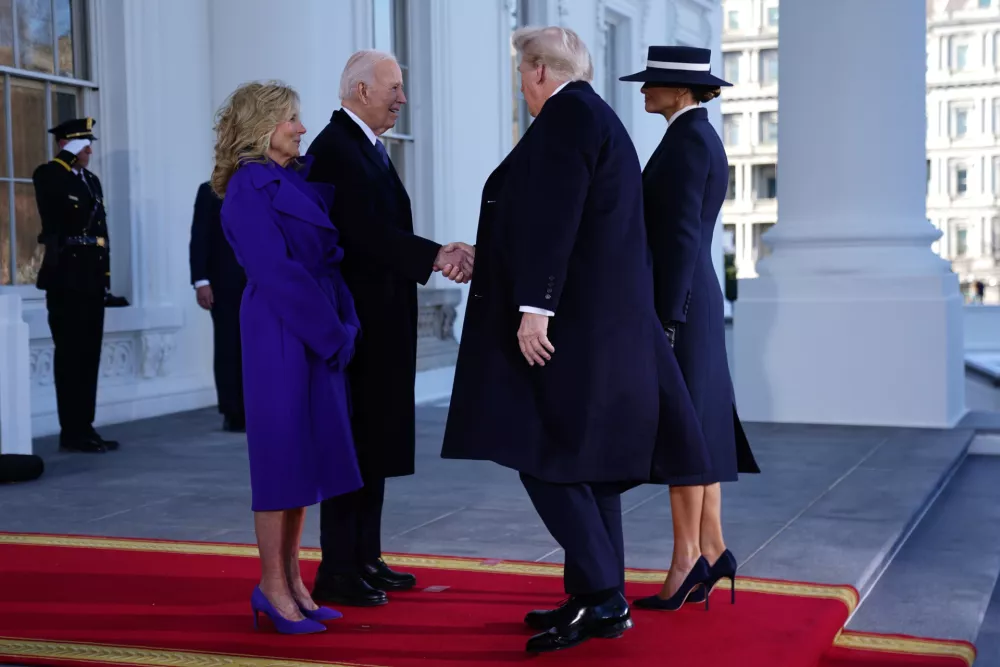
[732,273,966,428]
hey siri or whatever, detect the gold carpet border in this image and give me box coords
[0,533,858,612]
[0,638,383,667]
[833,631,976,667]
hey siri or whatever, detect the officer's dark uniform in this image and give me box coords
[34,117,121,453]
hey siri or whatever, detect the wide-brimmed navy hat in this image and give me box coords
[620,46,731,88]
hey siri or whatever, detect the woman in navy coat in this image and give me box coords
[212,81,364,634]
[620,47,760,611]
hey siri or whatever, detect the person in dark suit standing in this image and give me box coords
[34,117,120,454]
[189,180,248,432]
[441,28,710,654]
[620,47,760,611]
[305,50,473,608]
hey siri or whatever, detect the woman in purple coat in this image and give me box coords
[211,81,364,634]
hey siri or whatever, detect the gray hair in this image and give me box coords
[339,49,398,101]
[512,26,594,83]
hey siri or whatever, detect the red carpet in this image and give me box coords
[0,533,975,667]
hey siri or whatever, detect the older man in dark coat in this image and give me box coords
[441,27,710,654]
[306,49,473,608]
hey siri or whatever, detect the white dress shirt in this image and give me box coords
[518,81,571,318]
[668,103,699,127]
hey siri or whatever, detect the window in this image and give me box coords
[723,52,740,83]
[510,0,532,144]
[955,225,968,257]
[727,10,739,31]
[950,36,971,70]
[754,164,777,200]
[752,222,775,263]
[759,111,778,145]
[956,166,968,195]
[927,159,932,194]
[0,0,91,288]
[952,104,969,138]
[723,114,741,146]
[980,0,991,8]
[992,217,1000,258]
[993,99,1000,135]
[726,166,736,201]
[602,12,631,122]
[759,49,778,86]
[956,44,968,70]
[373,0,412,189]
[766,6,779,27]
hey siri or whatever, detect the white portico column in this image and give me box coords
[732,0,966,428]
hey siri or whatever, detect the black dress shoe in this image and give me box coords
[525,597,583,630]
[222,416,246,433]
[312,573,388,607]
[361,558,416,591]
[87,429,119,451]
[526,592,633,653]
[58,436,106,454]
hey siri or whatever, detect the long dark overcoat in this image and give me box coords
[307,110,441,481]
[643,107,760,484]
[441,81,710,485]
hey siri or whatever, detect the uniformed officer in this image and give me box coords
[34,117,120,453]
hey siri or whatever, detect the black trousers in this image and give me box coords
[210,289,244,421]
[520,473,626,596]
[318,477,386,575]
[46,290,105,439]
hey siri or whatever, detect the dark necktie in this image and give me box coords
[374,140,390,168]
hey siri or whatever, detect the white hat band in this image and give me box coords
[647,60,711,72]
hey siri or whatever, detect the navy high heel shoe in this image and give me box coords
[633,556,711,611]
[251,587,327,634]
[687,549,738,607]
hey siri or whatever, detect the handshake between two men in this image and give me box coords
[433,242,475,283]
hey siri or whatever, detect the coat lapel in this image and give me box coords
[333,110,390,174]
[249,160,333,230]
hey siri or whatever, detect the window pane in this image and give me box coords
[0,0,13,66]
[16,0,54,74]
[392,0,408,66]
[0,78,7,178]
[0,183,10,284]
[11,78,46,178]
[373,0,392,52]
[13,181,40,284]
[55,0,73,76]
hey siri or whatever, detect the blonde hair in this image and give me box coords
[512,26,593,84]
[211,80,300,197]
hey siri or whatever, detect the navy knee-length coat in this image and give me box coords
[643,106,760,484]
[441,81,711,486]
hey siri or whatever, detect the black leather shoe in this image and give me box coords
[526,592,633,653]
[87,429,119,451]
[525,597,583,630]
[223,416,246,433]
[361,558,416,591]
[312,573,388,607]
[58,436,106,454]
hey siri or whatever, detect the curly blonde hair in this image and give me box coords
[211,80,300,197]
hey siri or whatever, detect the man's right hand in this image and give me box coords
[434,242,475,283]
[195,285,214,310]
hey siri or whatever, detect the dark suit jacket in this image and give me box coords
[643,107,759,481]
[189,181,246,294]
[441,81,711,485]
[306,109,440,480]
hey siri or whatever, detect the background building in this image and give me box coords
[721,0,1000,302]
[0,0,727,437]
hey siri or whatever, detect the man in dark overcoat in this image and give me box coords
[34,117,120,454]
[189,181,247,432]
[441,27,710,654]
[306,49,473,607]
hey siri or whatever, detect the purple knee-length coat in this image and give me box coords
[220,155,364,512]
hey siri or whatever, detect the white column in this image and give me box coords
[733,0,966,428]
[0,295,32,454]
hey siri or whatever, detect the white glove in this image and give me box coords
[63,139,90,155]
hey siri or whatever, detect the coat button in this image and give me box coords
[544,294,551,300]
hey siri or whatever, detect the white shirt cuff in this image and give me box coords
[520,306,554,317]
[193,280,210,288]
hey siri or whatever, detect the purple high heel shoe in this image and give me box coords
[251,586,327,634]
[299,603,343,622]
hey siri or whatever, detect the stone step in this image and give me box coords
[845,455,1000,646]
[736,426,972,601]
